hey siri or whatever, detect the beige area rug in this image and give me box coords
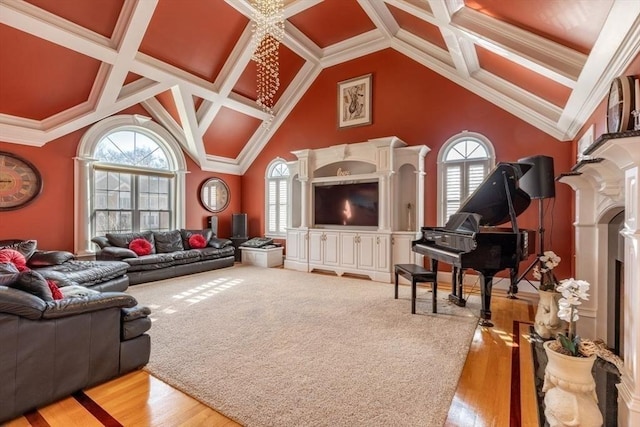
[127,265,481,426]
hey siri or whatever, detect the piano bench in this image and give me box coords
[394,264,437,314]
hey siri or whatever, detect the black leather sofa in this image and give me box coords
[0,284,151,423]
[0,239,129,292]
[92,229,235,285]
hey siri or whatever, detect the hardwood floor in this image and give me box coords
[5,286,541,427]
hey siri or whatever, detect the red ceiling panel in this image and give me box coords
[465,0,614,54]
[203,107,261,158]
[25,0,123,38]
[123,72,143,85]
[476,46,571,107]
[287,1,376,48]
[387,4,448,51]
[139,0,248,82]
[233,43,306,104]
[0,24,101,120]
[155,90,181,126]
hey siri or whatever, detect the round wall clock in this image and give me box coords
[200,177,230,213]
[0,151,43,211]
[606,76,635,133]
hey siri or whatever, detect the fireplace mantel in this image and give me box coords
[559,131,640,427]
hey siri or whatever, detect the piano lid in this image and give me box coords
[457,162,532,227]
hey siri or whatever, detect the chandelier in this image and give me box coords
[251,0,285,124]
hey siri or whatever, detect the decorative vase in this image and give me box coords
[534,290,566,339]
[542,340,603,427]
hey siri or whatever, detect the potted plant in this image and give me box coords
[542,278,603,427]
[533,251,566,339]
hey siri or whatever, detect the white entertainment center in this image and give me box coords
[284,137,429,282]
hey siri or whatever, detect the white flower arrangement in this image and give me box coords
[555,278,591,356]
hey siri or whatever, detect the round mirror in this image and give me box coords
[200,178,230,213]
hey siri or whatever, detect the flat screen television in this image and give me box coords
[313,181,379,227]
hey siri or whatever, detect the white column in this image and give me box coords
[300,178,310,228]
[73,156,95,257]
[618,164,640,427]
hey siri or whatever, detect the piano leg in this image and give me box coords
[508,268,519,299]
[479,273,496,327]
[448,266,466,307]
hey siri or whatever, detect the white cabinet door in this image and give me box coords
[357,234,376,271]
[340,232,358,268]
[392,233,414,266]
[323,231,340,266]
[286,229,300,261]
[308,231,324,264]
[375,234,391,271]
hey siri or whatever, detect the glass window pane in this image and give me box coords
[95,170,107,190]
[149,194,159,210]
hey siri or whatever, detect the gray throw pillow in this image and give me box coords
[8,270,54,302]
[0,240,37,260]
[0,262,20,286]
[27,250,75,267]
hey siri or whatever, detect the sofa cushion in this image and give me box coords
[106,231,156,254]
[27,250,75,267]
[194,246,235,260]
[0,239,37,260]
[8,270,54,302]
[170,250,201,265]
[125,253,176,271]
[180,229,213,249]
[35,260,130,288]
[153,230,185,253]
[0,262,20,285]
[59,284,100,298]
[209,237,233,249]
[129,238,153,256]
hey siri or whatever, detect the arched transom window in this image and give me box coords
[437,132,495,225]
[93,130,173,236]
[265,159,290,236]
[75,115,187,255]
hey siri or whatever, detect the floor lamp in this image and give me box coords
[513,155,556,293]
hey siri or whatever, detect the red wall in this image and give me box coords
[242,48,576,279]
[0,105,241,251]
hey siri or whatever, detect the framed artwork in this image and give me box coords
[337,73,372,128]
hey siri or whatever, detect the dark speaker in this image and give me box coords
[518,155,556,199]
[209,215,218,236]
[232,213,248,238]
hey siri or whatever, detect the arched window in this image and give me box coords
[75,115,187,255]
[437,132,495,225]
[265,159,290,236]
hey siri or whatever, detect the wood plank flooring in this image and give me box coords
[4,285,541,427]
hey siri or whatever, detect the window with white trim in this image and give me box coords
[438,133,495,225]
[75,115,187,254]
[265,159,289,236]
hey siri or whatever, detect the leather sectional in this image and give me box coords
[92,228,235,284]
[0,240,151,423]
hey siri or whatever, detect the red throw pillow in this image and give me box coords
[188,234,207,249]
[47,280,63,300]
[0,249,28,271]
[129,238,152,256]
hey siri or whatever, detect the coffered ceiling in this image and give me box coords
[1,0,639,174]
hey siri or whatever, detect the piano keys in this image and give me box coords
[412,162,536,326]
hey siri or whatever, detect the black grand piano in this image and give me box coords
[412,162,536,326]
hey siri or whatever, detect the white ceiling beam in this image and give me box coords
[0,0,117,63]
[96,0,158,108]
